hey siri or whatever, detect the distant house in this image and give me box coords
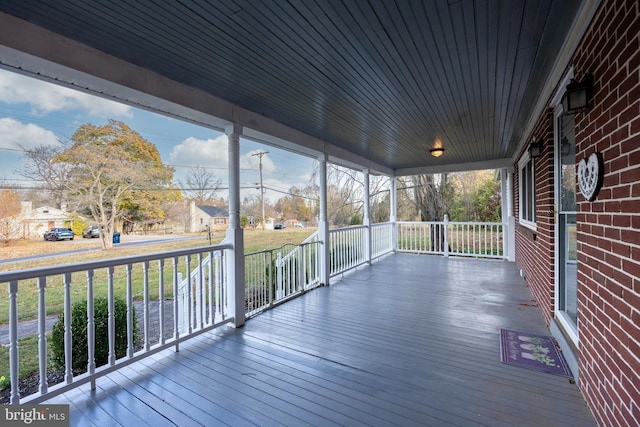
[13,202,73,239]
[191,203,229,232]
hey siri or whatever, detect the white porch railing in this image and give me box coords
[329,225,367,276]
[1,219,504,404]
[244,239,321,317]
[2,244,232,404]
[371,222,394,260]
[397,217,504,259]
[176,252,226,333]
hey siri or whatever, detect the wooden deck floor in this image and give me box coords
[45,254,596,426]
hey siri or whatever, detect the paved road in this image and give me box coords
[0,234,208,265]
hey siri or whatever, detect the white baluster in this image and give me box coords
[37,277,48,395]
[87,269,95,389]
[9,280,20,403]
[107,266,115,365]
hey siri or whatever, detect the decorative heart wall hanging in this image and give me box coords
[577,152,604,201]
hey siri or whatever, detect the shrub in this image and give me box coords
[51,297,138,375]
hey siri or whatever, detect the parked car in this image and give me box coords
[274,222,286,229]
[44,227,74,241]
[82,225,101,238]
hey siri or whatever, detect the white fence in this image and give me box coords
[1,244,232,404]
[397,217,504,258]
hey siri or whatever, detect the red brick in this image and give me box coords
[612,185,631,200]
[620,134,640,153]
[612,296,632,319]
[621,167,640,184]
[612,126,630,145]
[630,149,640,167]
[621,259,640,281]
[604,226,621,240]
[621,229,640,246]
[631,115,640,134]
[631,46,640,81]
[611,240,631,257]
[621,199,640,213]
[605,251,623,268]
[609,94,629,118]
[620,101,639,127]
[618,35,639,67]
[620,316,640,342]
[609,154,629,172]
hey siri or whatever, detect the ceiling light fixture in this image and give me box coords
[430,148,445,158]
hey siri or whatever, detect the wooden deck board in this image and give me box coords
[44,254,596,426]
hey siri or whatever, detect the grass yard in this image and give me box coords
[0,227,317,392]
[0,228,317,321]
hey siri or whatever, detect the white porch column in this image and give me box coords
[225,124,245,327]
[363,169,372,264]
[390,177,398,252]
[318,154,330,285]
[501,168,516,262]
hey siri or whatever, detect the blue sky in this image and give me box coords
[0,69,316,202]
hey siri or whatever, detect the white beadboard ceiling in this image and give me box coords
[0,0,585,174]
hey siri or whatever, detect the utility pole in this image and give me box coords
[252,151,269,229]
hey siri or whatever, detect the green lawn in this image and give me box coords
[0,228,316,389]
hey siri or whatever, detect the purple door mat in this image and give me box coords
[499,328,572,377]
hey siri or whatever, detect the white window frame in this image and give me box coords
[518,150,537,231]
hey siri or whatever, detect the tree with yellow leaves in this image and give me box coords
[0,190,22,243]
[55,120,180,249]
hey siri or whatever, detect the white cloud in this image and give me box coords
[0,69,133,118]
[168,135,229,167]
[0,117,61,149]
[169,138,278,174]
[240,149,277,173]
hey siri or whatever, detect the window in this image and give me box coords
[519,151,536,230]
[214,218,226,224]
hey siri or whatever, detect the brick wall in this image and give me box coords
[572,0,640,425]
[514,0,640,425]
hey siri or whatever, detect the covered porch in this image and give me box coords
[44,254,595,426]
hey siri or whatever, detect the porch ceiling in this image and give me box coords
[0,1,584,174]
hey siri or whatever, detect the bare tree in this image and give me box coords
[180,166,222,204]
[162,199,192,233]
[405,174,450,250]
[409,174,449,221]
[18,144,70,209]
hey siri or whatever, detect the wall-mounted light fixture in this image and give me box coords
[528,139,542,158]
[430,147,445,158]
[561,74,593,114]
[561,136,571,156]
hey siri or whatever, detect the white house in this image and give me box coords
[13,202,73,239]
